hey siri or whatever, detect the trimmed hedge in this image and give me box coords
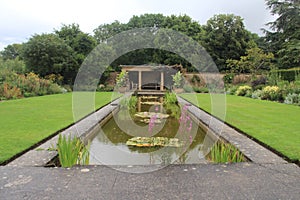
[271,68,300,82]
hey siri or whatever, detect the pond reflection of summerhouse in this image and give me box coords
[120,65,180,92]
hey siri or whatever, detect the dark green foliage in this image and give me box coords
[164,92,180,118]
[264,0,300,68]
[251,76,267,89]
[22,33,78,84]
[0,44,23,60]
[164,92,178,105]
[223,73,234,84]
[94,14,204,70]
[94,20,128,43]
[270,68,300,82]
[193,86,209,93]
[226,47,274,75]
[0,57,27,74]
[203,14,252,71]
[55,23,96,63]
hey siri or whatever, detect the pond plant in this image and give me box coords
[57,134,90,167]
[164,92,180,118]
[178,104,193,144]
[208,142,245,163]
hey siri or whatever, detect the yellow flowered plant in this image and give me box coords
[262,86,279,94]
[236,85,252,96]
[262,86,281,101]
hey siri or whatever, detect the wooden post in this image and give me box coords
[160,71,164,91]
[138,70,142,91]
[138,96,141,112]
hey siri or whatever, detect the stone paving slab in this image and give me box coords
[0,163,299,200]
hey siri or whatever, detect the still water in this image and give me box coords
[89,99,208,165]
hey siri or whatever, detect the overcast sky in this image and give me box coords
[0,0,275,50]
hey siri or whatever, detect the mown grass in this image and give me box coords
[181,93,300,162]
[0,92,114,163]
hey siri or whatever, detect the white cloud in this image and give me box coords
[0,0,274,50]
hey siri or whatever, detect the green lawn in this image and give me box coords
[0,92,114,163]
[181,93,300,162]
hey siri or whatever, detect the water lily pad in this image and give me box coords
[126,137,184,147]
[140,118,162,124]
[134,112,169,119]
[141,101,162,105]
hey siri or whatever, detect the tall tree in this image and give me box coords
[203,14,252,71]
[0,43,23,60]
[55,23,97,64]
[163,14,204,41]
[127,13,166,29]
[93,21,127,43]
[22,33,78,84]
[264,0,300,68]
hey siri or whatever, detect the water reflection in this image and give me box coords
[89,112,208,165]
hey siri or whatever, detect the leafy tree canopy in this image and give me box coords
[203,14,253,71]
[226,47,274,74]
[22,33,78,84]
[264,0,300,68]
[55,23,97,64]
[0,43,23,60]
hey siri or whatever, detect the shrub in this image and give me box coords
[251,90,263,99]
[226,85,239,95]
[245,90,252,98]
[128,95,138,112]
[281,81,300,95]
[223,73,234,84]
[116,71,128,88]
[119,95,138,114]
[48,83,64,94]
[164,92,178,105]
[235,85,252,96]
[284,93,300,106]
[0,70,64,100]
[0,58,27,74]
[172,71,183,88]
[183,85,193,93]
[0,83,22,99]
[193,86,209,93]
[273,69,300,82]
[267,70,281,86]
[261,86,282,101]
[251,76,267,89]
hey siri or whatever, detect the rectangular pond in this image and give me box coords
[88,95,213,165]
